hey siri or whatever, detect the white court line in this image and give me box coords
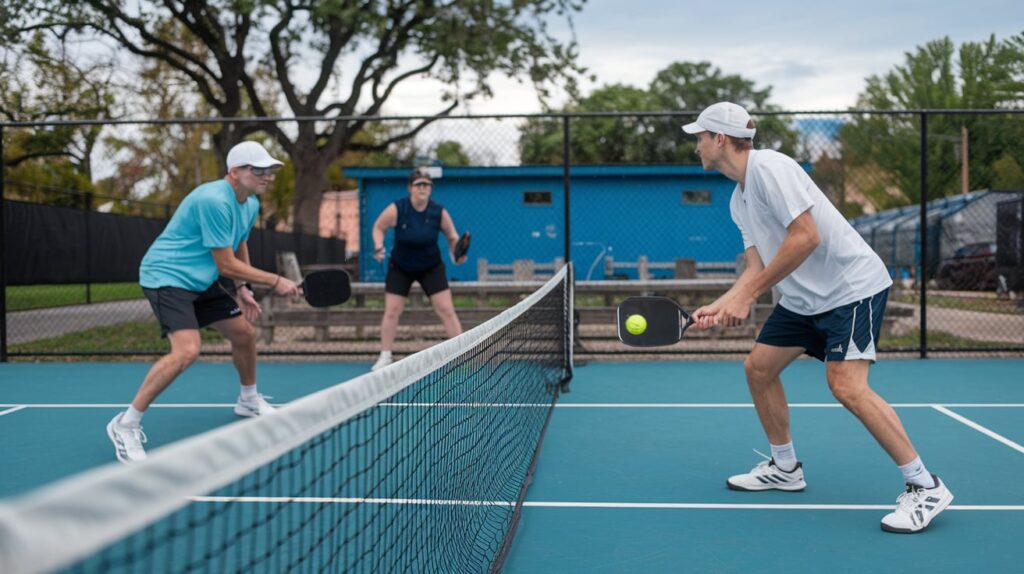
[0,405,27,417]
[3,402,1024,409]
[933,405,1024,455]
[190,496,1024,511]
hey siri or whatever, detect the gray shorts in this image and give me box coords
[142,281,241,337]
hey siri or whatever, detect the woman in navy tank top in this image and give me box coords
[369,168,467,370]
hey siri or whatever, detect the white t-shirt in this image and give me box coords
[730,149,892,315]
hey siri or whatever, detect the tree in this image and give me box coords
[518,61,797,165]
[434,140,471,166]
[1,30,118,205]
[840,34,1024,209]
[19,1,586,233]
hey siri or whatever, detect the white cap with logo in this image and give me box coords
[681,102,756,139]
[226,141,285,170]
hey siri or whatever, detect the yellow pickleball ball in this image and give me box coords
[625,314,647,335]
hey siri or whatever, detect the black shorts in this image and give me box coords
[384,261,450,297]
[143,280,241,337]
[756,288,889,362]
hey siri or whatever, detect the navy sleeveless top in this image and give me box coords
[391,197,444,272]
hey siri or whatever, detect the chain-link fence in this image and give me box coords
[2,111,1022,359]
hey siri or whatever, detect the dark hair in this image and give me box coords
[408,168,433,184]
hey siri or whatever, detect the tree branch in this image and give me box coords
[346,99,458,154]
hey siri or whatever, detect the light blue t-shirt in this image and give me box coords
[139,179,260,291]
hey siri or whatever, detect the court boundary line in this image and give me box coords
[190,496,1024,511]
[932,405,1024,454]
[0,406,26,417]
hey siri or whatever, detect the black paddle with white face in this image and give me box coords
[616,296,695,347]
[301,269,352,308]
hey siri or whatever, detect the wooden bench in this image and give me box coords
[254,252,914,345]
[603,256,741,280]
[476,256,741,281]
[255,276,741,343]
[477,258,563,281]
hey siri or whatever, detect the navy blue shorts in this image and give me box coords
[756,288,889,362]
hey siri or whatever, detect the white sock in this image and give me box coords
[379,351,392,359]
[120,406,144,427]
[770,442,798,472]
[240,384,259,400]
[898,457,936,488]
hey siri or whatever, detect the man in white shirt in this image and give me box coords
[683,102,952,533]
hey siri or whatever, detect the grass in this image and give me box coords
[6,283,145,311]
[9,320,225,357]
[881,329,1015,350]
[891,290,1023,316]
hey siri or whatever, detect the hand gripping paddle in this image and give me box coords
[454,231,471,260]
[616,296,695,347]
[301,269,352,308]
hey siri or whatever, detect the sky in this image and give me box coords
[385,0,1024,115]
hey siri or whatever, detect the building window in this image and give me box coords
[682,190,712,205]
[524,190,552,205]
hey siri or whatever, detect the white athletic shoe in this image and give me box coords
[880,475,954,533]
[727,454,806,492]
[107,414,148,463]
[371,353,393,371]
[234,394,276,417]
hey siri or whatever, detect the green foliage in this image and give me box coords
[518,61,798,165]
[840,33,1024,209]
[1,30,117,204]
[991,152,1024,188]
[17,0,588,232]
[435,141,472,166]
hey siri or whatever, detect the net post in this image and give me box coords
[561,261,574,393]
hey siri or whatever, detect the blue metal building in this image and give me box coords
[346,165,742,281]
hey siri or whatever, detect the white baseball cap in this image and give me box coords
[226,141,284,170]
[681,102,756,139]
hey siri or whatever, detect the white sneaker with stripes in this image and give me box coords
[234,394,276,417]
[880,474,953,533]
[106,414,148,463]
[727,456,806,492]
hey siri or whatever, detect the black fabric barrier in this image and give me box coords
[3,200,165,285]
[3,200,346,285]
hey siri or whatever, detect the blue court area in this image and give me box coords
[1,358,1022,572]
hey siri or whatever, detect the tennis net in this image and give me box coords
[0,264,574,574]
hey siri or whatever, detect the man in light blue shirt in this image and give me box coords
[107,141,300,463]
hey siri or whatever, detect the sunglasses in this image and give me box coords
[411,180,433,188]
[246,165,281,176]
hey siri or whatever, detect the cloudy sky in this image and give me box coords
[386,0,1024,114]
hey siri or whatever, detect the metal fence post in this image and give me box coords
[83,191,93,304]
[919,112,928,359]
[1,125,7,362]
[562,114,571,264]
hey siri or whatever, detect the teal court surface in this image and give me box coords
[1,358,1022,573]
